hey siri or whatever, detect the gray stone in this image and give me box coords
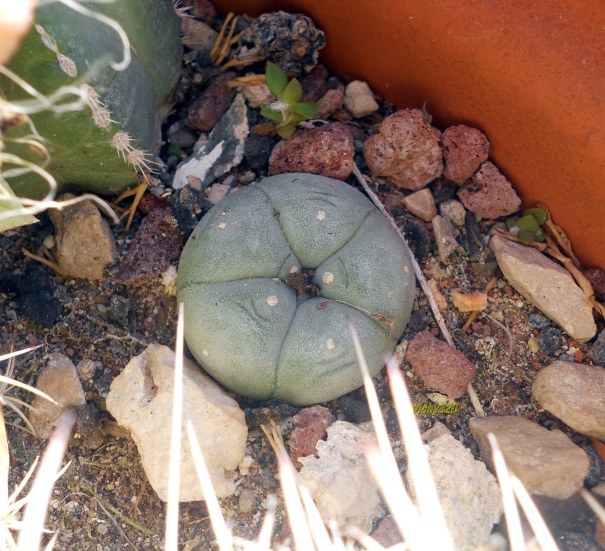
[470,416,589,499]
[532,361,605,441]
[490,235,596,341]
[298,421,382,533]
[181,18,217,52]
[237,488,258,514]
[588,329,605,365]
[407,433,502,550]
[49,197,116,280]
[173,94,249,190]
[528,312,552,330]
[106,344,247,502]
[29,353,86,440]
[432,215,459,263]
[439,199,467,226]
[536,327,562,355]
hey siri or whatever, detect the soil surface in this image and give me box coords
[1,6,603,551]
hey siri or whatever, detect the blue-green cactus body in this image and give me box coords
[1,0,181,199]
[177,174,416,405]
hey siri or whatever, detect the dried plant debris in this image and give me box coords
[238,11,325,75]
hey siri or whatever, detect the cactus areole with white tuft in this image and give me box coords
[1,0,181,199]
[177,174,416,405]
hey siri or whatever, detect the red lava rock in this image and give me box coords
[584,268,605,301]
[315,85,344,119]
[138,193,169,215]
[383,192,406,214]
[442,125,490,183]
[371,516,402,548]
[406,331,477,399]
[346,124,365,141]
[187,72,236,132]
[331,108,354,122]
[592,437,605,464]
[181,0,217,24]
[457,161,521,218]
[268,122,354,180]
[300,72,328,101]
[116,207,183,284]
[289,405,335,468]
[363,108,443,190]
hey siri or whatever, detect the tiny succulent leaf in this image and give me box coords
[289,113,309,124]
[506,216,519,229]
[168,143,183,157]
[516,214,539,232]
[290,101,320,119]
[277,124,297,138]
[265,61,289,97]
[523,207,549,225]
[282,77,303,104]
[534,227,546,242]
[518,229,536,244]
[261,105,283,123]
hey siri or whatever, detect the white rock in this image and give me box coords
[407,433,502,551]
[29,353,86,440]
[106,344,247,502]
[161,265,178,296]
[490,235,596,341]
[173,94,248,190]
[242,82,273,109]
[470,415,589,499]
[298,421,382,533]
[343,80,379,118]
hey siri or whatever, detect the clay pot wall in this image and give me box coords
[215,0,605,270]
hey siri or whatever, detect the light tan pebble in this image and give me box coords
[451,289,488,312]
[402,188,437,222]
[343,80,379,118]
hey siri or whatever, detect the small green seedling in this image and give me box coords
[506,207,549,245]
[260,62,319,138]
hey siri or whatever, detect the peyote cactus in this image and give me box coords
[0,0,181,200]
[177,173,416,405]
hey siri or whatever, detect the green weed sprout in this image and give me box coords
[506,207,549,245]
[260,62,319,139]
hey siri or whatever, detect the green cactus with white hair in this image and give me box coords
[0,0,182,204]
